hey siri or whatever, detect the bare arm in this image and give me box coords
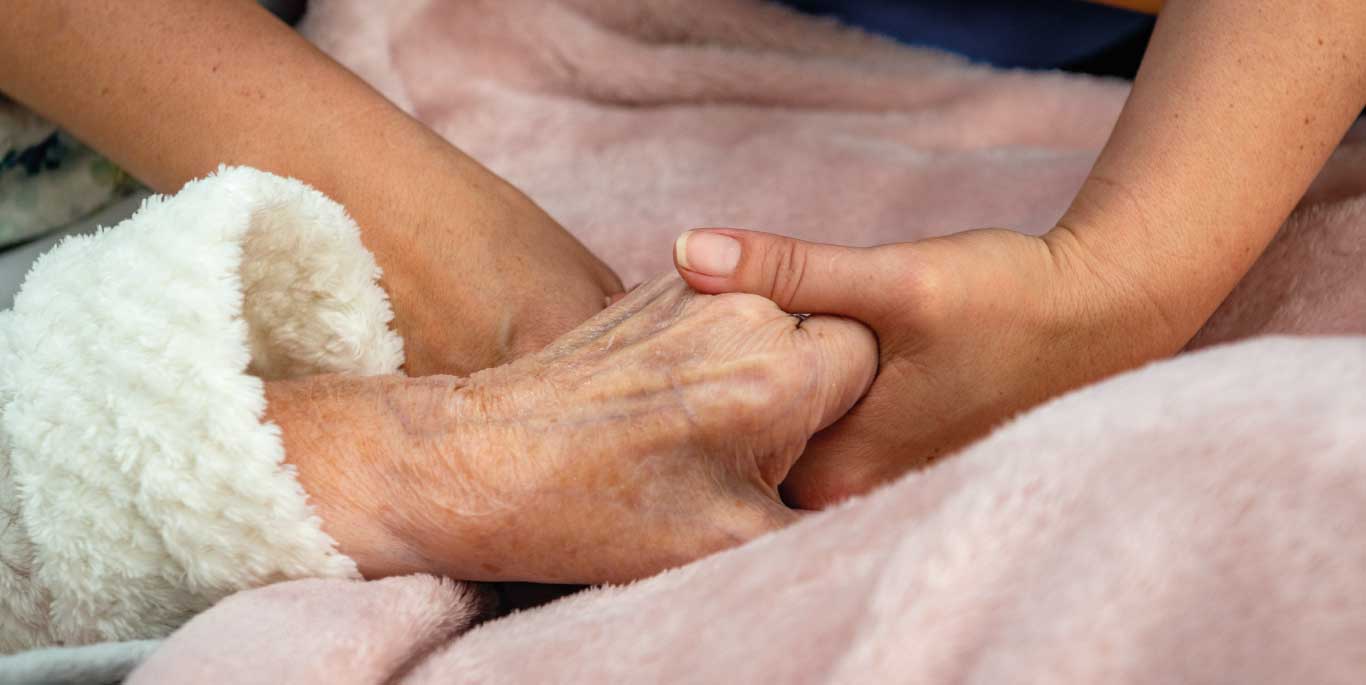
[1051,0,1366,348]
[0,0,622,375]
[672,0,1366,505]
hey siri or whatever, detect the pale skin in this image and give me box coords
[3,0,1364,579]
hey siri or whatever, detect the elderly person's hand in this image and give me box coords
[267,276,875,584]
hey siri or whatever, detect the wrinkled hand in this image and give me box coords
[274,275,875,584]
[674,227,1180,508]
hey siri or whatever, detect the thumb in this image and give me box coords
[674,229,886,319]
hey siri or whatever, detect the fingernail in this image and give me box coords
[675,230,741,277]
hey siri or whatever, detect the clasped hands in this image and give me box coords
[276,224,1180,585]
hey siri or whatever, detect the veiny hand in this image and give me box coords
[674,226,1181,509]
[271,275,875,584]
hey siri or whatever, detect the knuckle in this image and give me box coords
[763,240,810,311]
[701,357,795,432]
[720,359,787,414]
[887,249,951,329]
[716,291,781,326]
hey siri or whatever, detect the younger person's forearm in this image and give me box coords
[0,0,495,238]
[1050,0,1366,345]
[1,0,622,375]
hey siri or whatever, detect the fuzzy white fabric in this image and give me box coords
[0,166,404,652]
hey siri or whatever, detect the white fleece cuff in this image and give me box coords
[0,166,403,648]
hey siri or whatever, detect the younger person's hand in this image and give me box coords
[674,227,1182,508]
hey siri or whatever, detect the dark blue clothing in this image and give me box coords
[776,0,1154,71]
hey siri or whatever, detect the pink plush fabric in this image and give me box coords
[129,576,486,683]
[133,338,1366,684]
[131,0,1366,681]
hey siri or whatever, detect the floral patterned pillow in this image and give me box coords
[1,99,140,249]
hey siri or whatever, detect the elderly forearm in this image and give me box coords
[265,375,479,579]
[1051,0,1366,345]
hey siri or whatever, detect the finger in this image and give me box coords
[537,275,685,359]
[748,314,876,495]
[673,229,893,321]
[743,313,879,494]
[782,418,890,510]
[792,314,879,435]
[782,384,937,510]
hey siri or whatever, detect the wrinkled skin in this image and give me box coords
[272,276,875,584]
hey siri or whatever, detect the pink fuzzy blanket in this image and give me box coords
[131,0,1366,681]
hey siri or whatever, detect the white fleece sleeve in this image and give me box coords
[0,167,405,652]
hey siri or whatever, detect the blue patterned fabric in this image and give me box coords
[776,0,1153,69]
[0,0,298,253]
[0,101,140,249]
